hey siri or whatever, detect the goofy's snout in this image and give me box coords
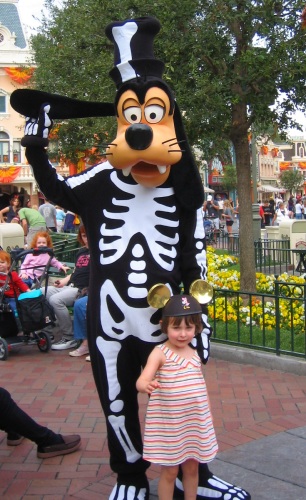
[125,124,153,151]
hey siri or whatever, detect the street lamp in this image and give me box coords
[251,129,261,240]
[201,160,208,188]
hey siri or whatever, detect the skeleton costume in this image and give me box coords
[11,17,250,500]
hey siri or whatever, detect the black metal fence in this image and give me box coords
[254,238,293,274]
[211,235,295,275]
[210,277,306,359]
[210,232,240,255]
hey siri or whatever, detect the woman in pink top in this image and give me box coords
[19,232,70,288]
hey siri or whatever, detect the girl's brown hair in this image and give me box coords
[30,231,53,249]
[0,250,11,266]
[77,224,87,245]
[160,313,203,336]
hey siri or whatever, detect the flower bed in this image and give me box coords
[206,246,305,334]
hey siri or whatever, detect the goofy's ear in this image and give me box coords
[170,102,204,211]
[10,89,115,119]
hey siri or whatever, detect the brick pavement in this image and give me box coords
[0,345,305,498]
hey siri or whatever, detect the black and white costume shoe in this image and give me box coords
[175,473,251,500]
[109,474,149,500]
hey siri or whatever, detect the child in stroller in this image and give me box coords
[19,231,70,288]
[0,250,31,330]
[0,247,56,360]
[203,218,216,244]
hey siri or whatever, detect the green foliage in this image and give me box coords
[31,0,306,155]
[279,169,304,193]
[29,0,306,290]
[220,164,238,192]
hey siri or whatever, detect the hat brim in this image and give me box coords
[10,89,115,119]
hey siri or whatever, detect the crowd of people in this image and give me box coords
[259,194,306,227]
[0,221,88,458]
[203,192,306,233]
[202,194,239,238]
[0,194,89,360]
[0,194,81,246]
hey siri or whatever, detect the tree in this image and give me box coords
[30,0,306,291]
[279,170,304,194]
[220,165,238,193]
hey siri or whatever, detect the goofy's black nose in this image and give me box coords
[125,124,153,150]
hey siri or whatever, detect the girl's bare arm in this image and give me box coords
[136,347,165,394]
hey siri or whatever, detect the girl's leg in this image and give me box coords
[158,465,178,500]
[21,277,33,288]
[181,459,198,499]
[5,298,23,332]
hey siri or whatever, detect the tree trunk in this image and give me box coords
[231,104,257,292]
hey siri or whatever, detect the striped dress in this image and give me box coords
[142,344,218,466]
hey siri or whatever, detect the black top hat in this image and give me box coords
[105,17,165,88]
[162,295,202,318]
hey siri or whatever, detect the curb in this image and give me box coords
[211,342,306,375]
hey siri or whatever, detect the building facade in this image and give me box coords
[0,0,70,210]
[203,136,306,202]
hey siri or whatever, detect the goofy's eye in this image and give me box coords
[123,106,142,124]
[144,105,165,124]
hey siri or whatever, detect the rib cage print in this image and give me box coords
[99,171,179,271]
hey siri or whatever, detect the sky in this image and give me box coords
[16,0,306,135]
[17,0,46,33]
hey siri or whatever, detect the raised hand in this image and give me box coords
[21,103,53,148]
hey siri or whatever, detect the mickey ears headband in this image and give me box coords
[147,279,213,310]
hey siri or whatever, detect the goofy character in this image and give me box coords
[11,17,250,500]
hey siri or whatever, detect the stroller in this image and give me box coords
[0,247,56,361]
[203,218,216,244]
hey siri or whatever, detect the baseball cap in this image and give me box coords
[162,294,202,317]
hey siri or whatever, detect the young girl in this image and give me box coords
[19,232,70,288]
[136,295,218,500]
[0,251,30,327]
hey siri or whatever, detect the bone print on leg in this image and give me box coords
[96,337,141,464]
[108,415,141,464]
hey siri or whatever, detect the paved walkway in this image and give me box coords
[0,340,305,499]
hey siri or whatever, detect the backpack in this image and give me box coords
[17,289,56,332]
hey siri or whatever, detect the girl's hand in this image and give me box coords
[146,379,161,395]
[20,273,28,279]
[61,265,70,274]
